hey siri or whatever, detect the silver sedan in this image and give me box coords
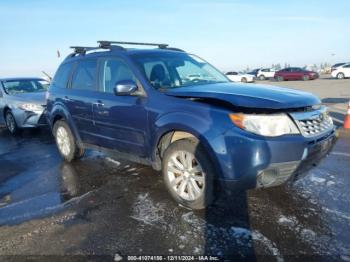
[0,77,49,134]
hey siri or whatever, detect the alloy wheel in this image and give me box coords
[6,113,16,133]
[56,126,71,156]
[167,151,205,201]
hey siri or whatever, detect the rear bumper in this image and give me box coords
[213,128,337,191]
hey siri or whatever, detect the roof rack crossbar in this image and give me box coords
[98,41,169,49]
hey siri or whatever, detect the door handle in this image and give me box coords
[93,101,104,107]
[63,96,72,102]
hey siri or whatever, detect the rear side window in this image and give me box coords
[71,60,97,90]
[52,63,73,88]
[343,64,350,68]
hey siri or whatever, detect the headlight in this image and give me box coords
[19,103,42,111]
[229,113,300,137]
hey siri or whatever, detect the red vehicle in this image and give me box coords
[274,67,319,81]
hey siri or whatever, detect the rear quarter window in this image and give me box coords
[52,63,73,88]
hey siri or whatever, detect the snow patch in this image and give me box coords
[323,207,350,221]
[341,255,350,262]
[193,247,201,254]
[130,193,165,225]
[326,181,336,186]
[105,157,121,166]
[310,175,326,184]
[252,230,283,262]
[278,215,296,225]
[182,212,206,227]
[301,228,316,240]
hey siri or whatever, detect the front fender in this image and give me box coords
[151,111,224,175]
[48,103,82,145]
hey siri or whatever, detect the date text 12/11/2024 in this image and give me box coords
[126,255,220,261]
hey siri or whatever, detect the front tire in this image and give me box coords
[337,73,345,79]
[162,138,214,210]
[53,120,85,162]
[302,75,309,81]
[241,77,247,83]
[276,76,284,81]
[259,75,265,80]
[5,111,19,135]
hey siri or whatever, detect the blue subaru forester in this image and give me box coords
[46,41,336,209]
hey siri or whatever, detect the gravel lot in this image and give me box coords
[0,76,349,261]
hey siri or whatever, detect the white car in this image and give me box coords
[225,71,255,83]
[331,63,350,79]
[257,68,276,80]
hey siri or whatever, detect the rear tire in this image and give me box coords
[276,76,284,81]
[337,73,345,79]
[53,120,85,162]
[162,138,214,210]
[5,111,19,135]
[241,77,247,83]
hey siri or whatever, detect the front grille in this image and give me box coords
[291,107,333,138]
[297,115,333,137]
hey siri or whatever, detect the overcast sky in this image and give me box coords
[0,0,349,77]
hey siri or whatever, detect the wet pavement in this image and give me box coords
[0,125,349,261]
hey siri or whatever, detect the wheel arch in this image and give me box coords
[152,127,222,176]
[3,105,10,119]
[50,104,83,146]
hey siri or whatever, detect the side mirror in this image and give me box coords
[114,80,138,96]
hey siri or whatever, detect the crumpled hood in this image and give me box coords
[8,92,46,105]
[164,82,320,109]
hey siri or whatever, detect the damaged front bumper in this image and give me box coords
[212,127,337,192]
[256,130,336,187]
[12,108,47,128]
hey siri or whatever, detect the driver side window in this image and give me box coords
[99,58,137,93]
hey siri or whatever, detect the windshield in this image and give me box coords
[2,79,48,95]
[131,52,229,90]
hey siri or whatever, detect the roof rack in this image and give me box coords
[70,46,100,54]
[65,41,183,61]
[98,40,169,49]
